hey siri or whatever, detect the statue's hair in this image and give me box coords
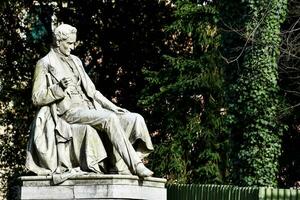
[53,24,77,42]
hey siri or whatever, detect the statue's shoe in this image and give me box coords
[136,163,154,177]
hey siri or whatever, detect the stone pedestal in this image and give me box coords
[19,174,167,200]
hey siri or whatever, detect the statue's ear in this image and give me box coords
[56,40,60,47]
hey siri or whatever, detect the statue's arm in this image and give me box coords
[73,56,128,113]
[80,65,125,112]
[94,90,128,113]
[32,60,65,106]
[94,90,119,110]
[81,69,119,110]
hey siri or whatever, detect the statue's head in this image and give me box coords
[53,24,77,56]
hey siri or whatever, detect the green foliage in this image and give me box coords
[139,0,228,184]
[0,1,50,199]
[221,0,288,186]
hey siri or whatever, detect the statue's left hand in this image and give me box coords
[113,107,129,114]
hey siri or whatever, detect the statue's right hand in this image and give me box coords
[59,77,72,89]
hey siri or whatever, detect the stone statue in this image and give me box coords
[26,24,154,181]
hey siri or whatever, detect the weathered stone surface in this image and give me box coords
[19,174,167,200]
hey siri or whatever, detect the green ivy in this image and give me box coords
[224,0,288,186]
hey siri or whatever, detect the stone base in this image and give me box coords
[19,174,167,200]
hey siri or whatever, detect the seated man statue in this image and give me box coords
[26,24,154,179]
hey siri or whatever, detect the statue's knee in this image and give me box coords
[124,113,142,123]
[134,113,145,122]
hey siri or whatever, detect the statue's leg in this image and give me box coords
[62,108,152,176]
[108,113,153,174]
[118,112,154,158]
[56,141,72,172]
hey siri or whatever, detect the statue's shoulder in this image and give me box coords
[36,52,52,69]
[70,54,82,64]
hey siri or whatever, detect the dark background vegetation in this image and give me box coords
[0,0,299,199]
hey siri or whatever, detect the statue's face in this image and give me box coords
[57,33,76,56]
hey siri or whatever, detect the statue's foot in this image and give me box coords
[136,163,154,177]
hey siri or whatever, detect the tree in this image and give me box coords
[220,0,288,186]
[139,0,227,184]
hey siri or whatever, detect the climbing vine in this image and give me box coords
[225,0,288,186]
